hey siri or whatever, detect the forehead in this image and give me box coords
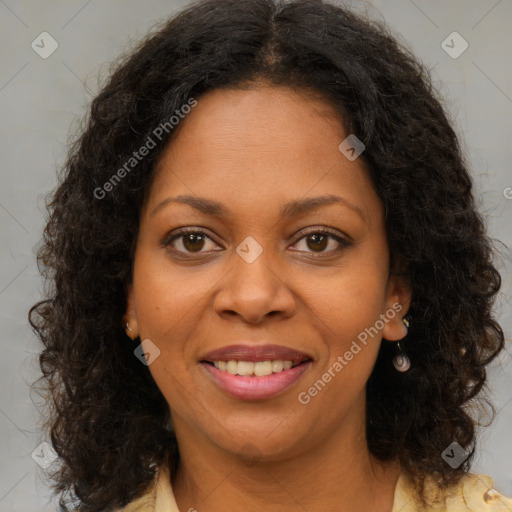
[144,85,381,224]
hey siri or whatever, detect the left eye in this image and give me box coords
[291,230,349,254]
[166,230,220,254]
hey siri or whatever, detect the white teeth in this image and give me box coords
[254,360,273,377]
[272,360,283,372]
[213,360,299,376]
[237,361,254,376]
[226,360,238,374]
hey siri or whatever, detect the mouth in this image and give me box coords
[199,344,313,400]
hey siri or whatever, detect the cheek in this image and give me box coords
[131,248,221,399]
[310,252,389,340]
[132,245,220,340]
[298,288,384,422]
[131,251,208,415]
[306,248,389,385]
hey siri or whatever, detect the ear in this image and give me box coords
[123,283,139,340]
[382,273,412,342]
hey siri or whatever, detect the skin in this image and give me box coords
[124,83,411,512]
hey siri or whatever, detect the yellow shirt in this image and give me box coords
[117,462,512,511]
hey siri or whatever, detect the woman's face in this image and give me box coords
[125,84,410,461]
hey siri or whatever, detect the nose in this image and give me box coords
[212,246,296,324]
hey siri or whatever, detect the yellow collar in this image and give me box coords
[392,470,512,511]
[118,462,512,511]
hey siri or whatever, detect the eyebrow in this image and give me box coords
[149,194,365,221]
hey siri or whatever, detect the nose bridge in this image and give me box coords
[213,235,295,323]
[233,239,276,291]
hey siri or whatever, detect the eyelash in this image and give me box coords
[164,227,351,256]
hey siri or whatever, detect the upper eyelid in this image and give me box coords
[165,228,217,245]
[293,226,350,242]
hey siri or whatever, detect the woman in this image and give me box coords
[29,0,512,510]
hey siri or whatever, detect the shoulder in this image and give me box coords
[394,471,512,511]
[447,473,512,511]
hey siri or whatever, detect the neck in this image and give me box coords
[171,404,400,512]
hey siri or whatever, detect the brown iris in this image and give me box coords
[182,233,206,252]
[306,233,328,252]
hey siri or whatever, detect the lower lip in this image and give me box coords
[200,361,312,400]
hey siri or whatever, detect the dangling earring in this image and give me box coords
[392,342,411,372]
[392,317,411,372]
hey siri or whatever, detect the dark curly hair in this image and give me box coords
[29,0,505,510]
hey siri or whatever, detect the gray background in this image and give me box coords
[1,0,511,510]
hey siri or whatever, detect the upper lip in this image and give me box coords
[201,344,313,363]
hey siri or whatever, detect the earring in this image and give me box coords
[392,317,411,372]
[125,322,132,333]
[392,342,411,372]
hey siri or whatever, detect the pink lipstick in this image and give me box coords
[200,344,312,400]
